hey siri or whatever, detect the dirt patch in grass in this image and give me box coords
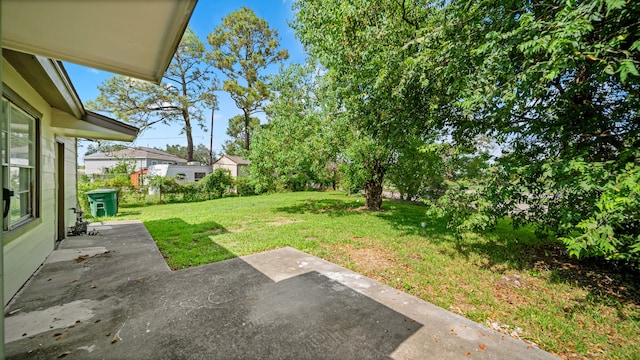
[267,217,304,226]
[351,206,373,212]
[225,222,247,233]
[348,245,394,270]
[483,245,640,359]
[493,273,531,307]
[323,241,395,272]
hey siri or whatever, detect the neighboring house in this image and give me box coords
[213,155,251,178]
[147,163,213,184]
[1,0,198,309]
[84,147,187,175]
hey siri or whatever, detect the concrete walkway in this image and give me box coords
[4,221,558,359]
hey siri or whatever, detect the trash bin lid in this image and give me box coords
[86,188,118,194]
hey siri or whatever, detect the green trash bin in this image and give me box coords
[86,188,118,217]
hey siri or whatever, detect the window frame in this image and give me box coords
[2,84,41,237]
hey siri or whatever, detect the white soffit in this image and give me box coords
[2,0,197,83]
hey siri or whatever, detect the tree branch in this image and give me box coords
[399,0,419,30]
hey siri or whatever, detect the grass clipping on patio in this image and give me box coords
[115,191,639,360]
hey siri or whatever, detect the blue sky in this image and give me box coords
[66,0,306,161]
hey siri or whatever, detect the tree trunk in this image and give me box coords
[183,110,194,162]
[243,110,250,151]
[209,108,215,165]
[364,160,385,211]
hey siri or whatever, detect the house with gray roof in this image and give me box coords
[213,155,251,178]
[84,146,188,175]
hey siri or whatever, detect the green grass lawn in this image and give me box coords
[108,191,639,359]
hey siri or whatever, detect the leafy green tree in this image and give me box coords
[103,157,137,175]
[208,7,289,151]
[199,168,234,199]
[293,0,436,210]
[157,144,212,165]
[399,0,640,263]
[293,0,640,263]
[88,28,217,161]
[387,142,446,201]
[222,115,260,156]
[146,175,182,203]
[249,63,340,193]
[83,141,128,156]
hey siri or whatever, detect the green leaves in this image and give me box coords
[87,27,217,161]
[249,63,338,192]
[619,59,639,83]
[208,7,289,151]
[222,115,259,156]
[291,0,640,264]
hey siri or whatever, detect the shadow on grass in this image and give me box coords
[374,201,449,237]
[372,200,640,309]
[465,224,640,308]
[143,218,237,270]
[276,197,366,217]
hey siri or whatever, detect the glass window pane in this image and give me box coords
[8,189,19,224]
[3,98,37,231]
[9,166,19,194]
[10,104,33,167]
[2,164,7,231]
[1,131,6,166]
[1,99,7,165]
[10,104,33,136]
[19,191,31,218]
[19,167,31,192]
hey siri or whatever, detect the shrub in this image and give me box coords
[199,168,234,199]
[235,177,257,196]
[560,162,640,267]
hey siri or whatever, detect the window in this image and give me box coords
[194,172,206,181]
[151,160,158,165]
[2,90,40,232]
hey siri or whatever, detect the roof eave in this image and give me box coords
[2,0,199,84]
[3,49,140,141]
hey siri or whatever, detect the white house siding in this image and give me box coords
[213,157,239,178]
[84,158,141,175]
[3,58,77,304]
[147,164,213,183]
[84,158,118,175]
[84,157,178,175]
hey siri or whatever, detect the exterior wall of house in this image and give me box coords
[147,164,213,183]
[84,158,143,175]
[84,157,180,175]
[213,157,239,178]
[84,158,120,175]
[3,58,78,304]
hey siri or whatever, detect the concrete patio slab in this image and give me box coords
[4,221,558,359]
